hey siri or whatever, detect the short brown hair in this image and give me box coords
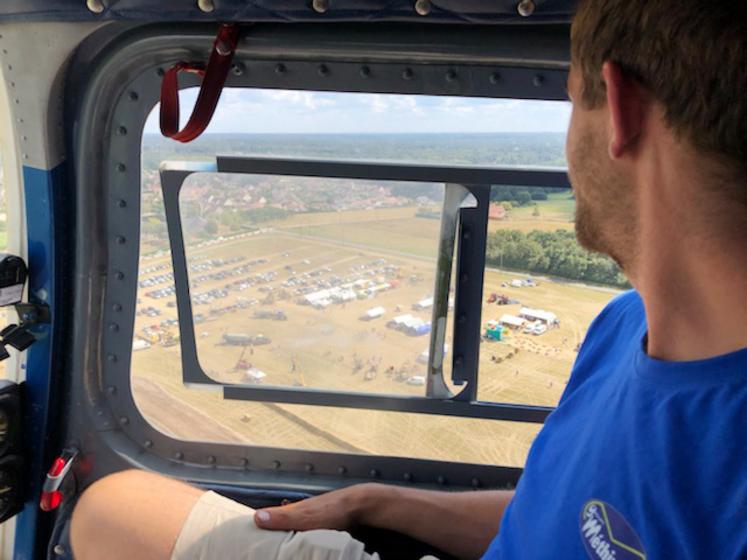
[572,0,747,175]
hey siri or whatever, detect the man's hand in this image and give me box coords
[254,483,514,560]
[254,484,374,532]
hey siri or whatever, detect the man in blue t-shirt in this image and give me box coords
[71,1,747,559]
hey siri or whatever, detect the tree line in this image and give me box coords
[203,207,292,235]
[486,229,629,288]
[489,186,567,206]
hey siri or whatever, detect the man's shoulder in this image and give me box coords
[559,290,645,403]
[580,290,646,353]
[594,289,644,327]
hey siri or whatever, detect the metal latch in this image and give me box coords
[40,448,78,512]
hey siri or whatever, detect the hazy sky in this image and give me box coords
[144,88,571,135]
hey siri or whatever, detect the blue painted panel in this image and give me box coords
[14,163,69,560]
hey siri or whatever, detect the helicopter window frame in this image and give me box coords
[73,23,572,491]
[161,158,567,423]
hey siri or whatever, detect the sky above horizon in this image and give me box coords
[144,88,572,135]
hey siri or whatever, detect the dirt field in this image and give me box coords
[131,206,618,467]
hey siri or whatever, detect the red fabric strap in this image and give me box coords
[159,24,239,143]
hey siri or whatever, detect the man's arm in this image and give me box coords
[255,483,513,560]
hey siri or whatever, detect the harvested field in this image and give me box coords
[131,205,618,468]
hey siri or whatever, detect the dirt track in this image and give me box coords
[133,377,243,442]
[133,375,373,454]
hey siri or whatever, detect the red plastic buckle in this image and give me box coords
[159,23,240,143]
[40,448,78,512]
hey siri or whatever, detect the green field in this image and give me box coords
[508,192,575,220]
[488,192,575,234]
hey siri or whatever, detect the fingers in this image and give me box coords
[254,506,291,530]
[255,503,321,532]
[254,486,365,533]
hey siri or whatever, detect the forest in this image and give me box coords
[489,185,566,205]
[486,229,629,288]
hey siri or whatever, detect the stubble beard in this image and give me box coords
[569,132,638,275]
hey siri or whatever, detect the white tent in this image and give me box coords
[499,314,525,329]
[365,306,386,319]
[417,344,450,364]
[413,297,434,310]
[519,307,558,324]
[406,375,426,386]
[244,368,267,384]
[391,314,414,326]
[133,339,151,351]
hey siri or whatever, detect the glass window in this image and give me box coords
[133,89,573,466]
[142,89,570,167]
[171,173,453,396]
[134,365,541,465]
[477,186,624,407]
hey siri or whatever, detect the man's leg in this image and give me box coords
[70,469,379,560]
[70,469,204,560]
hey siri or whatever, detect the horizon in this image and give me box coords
[143,88,571,135]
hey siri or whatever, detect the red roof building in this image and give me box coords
[488,203,507,220]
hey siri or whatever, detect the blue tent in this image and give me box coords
[414,323,432,336]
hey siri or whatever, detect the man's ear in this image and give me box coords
[603,61,645,159]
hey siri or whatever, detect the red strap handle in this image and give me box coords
[160,24,239,143]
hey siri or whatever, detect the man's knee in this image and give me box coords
[72,470,140,530]
[71,470,154,558]
[71,469,203,560]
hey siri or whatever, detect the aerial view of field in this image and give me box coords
[131,152,621,468]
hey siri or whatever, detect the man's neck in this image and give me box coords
[631,153,747,362]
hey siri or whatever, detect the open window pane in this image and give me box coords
[143,88,570,167]
[134,88,572,466]
[477,186,625,406]
[175,172,455,396]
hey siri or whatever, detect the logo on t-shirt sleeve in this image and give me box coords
[579,500,646,560]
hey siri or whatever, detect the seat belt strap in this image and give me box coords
[159,23,239,143]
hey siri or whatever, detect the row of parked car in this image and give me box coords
[139,272,174,288]
[192,288,229,305]
[145,285,176,299]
